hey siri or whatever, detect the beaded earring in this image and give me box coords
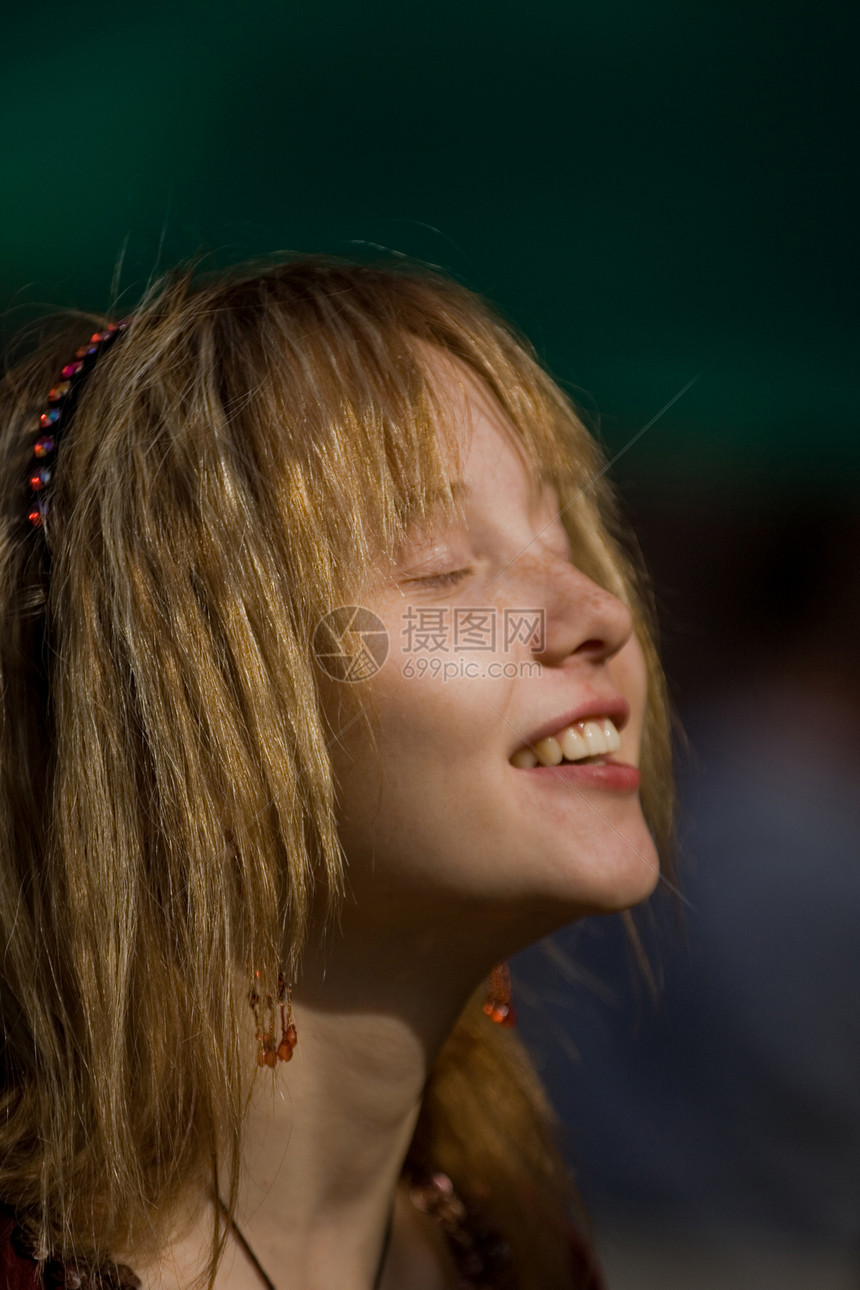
[27,319,130,527]
[483,961,516,1027]
[250,970,298,1066]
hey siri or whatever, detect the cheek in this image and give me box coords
[369,666,506,783]
[330,666,511,874]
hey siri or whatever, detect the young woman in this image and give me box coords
[0,257,674,1289]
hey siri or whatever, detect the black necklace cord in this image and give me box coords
[215,1195,277,1290]
[214,1193,395,1290]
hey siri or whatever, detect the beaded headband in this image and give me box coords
[27,318,130,528]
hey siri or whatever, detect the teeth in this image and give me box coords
[533,735,563,766]
[560,726,589,761]
[598,718,622,753]
[581,719,611,756]
[512,717,621,767]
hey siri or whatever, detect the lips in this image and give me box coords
[520,760,642,792]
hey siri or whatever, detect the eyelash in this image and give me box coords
[408,566,473,589]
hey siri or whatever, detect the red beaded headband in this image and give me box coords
[27,318,131,527]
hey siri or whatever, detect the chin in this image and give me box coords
[579,872,660,917]
[503,846,660,950]
[551,823,663,919]
[584,859,661,916]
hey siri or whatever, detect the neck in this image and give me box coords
[145,916,497,1290]
[233,998,429,1288]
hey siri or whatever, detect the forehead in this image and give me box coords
[420,351,552,516]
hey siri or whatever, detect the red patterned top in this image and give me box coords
[0,1208,140,1290]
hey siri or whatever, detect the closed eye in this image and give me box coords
[406,566,473,589]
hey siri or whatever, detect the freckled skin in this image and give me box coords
[327,366,660,963]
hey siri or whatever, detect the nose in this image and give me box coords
[511,552,634,668]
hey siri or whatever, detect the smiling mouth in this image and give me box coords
[510,716,621,769]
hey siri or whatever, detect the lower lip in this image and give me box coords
[514,760,641,792]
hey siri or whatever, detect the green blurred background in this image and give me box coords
[3,0,857,502]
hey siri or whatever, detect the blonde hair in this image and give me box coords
[0,257,674,1287]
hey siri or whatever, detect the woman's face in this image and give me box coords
[324,364,660,960]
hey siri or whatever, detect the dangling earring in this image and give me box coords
[276,971,298,1062]
[483,961,516,1026]
[250,970,298,1066]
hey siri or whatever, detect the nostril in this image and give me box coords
[574,639,606,655]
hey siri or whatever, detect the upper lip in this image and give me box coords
[511,696,631,756]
